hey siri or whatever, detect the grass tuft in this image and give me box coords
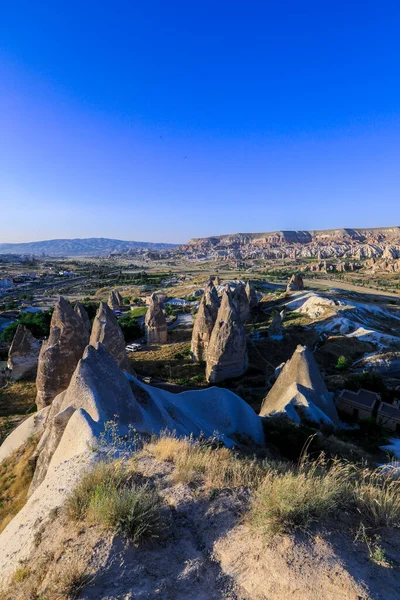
[248,456,353,535]
[144,433,268,489]
[354,468,400,527]
[67,461,161,543]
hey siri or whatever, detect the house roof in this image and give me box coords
[339,388,380,410]
[378,402,400,422]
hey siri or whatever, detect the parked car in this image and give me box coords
[125,343,142,352]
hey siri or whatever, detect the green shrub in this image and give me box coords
[336,355,350,371]
[117,315,143,342]
[67,462,162,543]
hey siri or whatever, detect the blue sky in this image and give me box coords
[1,1,400,243]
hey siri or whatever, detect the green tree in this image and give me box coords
[117,315,143,342]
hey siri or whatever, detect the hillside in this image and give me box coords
[179,226,400,260]
[0,238,177,257]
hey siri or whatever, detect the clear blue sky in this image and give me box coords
[1,1,400,243]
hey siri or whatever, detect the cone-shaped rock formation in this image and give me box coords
[268,313,283,339]
[74,301,92,333]
[232,283,250,323]
[7,325,40,381]
[89,302,132,372]
[287,273,304,292]
[204,277,220,322]
[145,293,168,345]
[191,296,215,361]
[35,297,90,409]
[260,345,339,426]
[245,281,258,309]
[108,290,123,310]
[206,290,248,383]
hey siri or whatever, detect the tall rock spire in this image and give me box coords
[245,281,258,309]
[191,296,215,361]
[206,290,248,384]
[204,277,220,323]
[35,297,89,409]
[232,282,250,323]
[145,294,168,345]
[90,302,132,372]
[74,301,92,334]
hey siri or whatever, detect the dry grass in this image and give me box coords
[67,461,162,544]
[49,557,92,600]
[0,382,37,417]
[0,382,37,444]
[355,468,400,527]
[5,554,91,600]
[144,434,400,538]
[11,567,31,583]
[133,342,206,386]
[248,456,353,535]
[143,434,268,489]
[0,435,38,533]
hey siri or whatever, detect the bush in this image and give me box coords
[336,355,350,371]
[67,461,162,543]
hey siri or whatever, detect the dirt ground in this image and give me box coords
[5,454,400,600]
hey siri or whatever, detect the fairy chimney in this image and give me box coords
[7,325,40,381]
[145,294,168,345]
[191,296,215,361]
[232,283,250,323]
[35,297,89,409]
[90,302,132,372]
[206,290,248,384]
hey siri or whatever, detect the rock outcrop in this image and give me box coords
[89,302,132,372]
[35,297,90,409]
[7,325,40,380]
[74,301,92,333]
[204,278,220,322]
[145,294,168,345]
[232,283,250,323]
[0,343,264,586]
[287,273,304,292]
[191,296,215,361]
[206,290,248,383]
[245,281,258,309]
[356,352,400,378]
[268,313,283,339]
[260,345,339,427]
[108,290,123,310]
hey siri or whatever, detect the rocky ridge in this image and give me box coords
[178,227,400,261]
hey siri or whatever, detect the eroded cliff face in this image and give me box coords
[178,227,400,261]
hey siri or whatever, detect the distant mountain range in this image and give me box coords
[0,238,178,257]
